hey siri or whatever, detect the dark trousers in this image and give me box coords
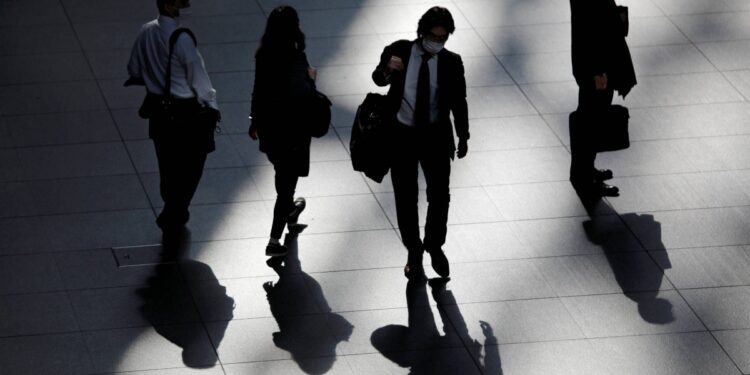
[570,86,614,184]
[270,164,299,240]
[153,137,208,230]
[391,124,451,253]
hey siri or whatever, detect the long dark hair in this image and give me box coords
[256,6,305,59]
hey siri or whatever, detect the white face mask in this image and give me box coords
[422,39,445,55]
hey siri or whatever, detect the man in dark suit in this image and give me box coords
[569,0,636,199]
[372,6,469,280]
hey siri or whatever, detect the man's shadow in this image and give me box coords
[136,229,235,368]
[264,231,354,374]
[371,279,502,374]
[582,202,674,324]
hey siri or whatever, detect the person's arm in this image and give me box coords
[177,34,218,110]
[126,34,144,84]
[452,55,469,158]
[372,43,402,86]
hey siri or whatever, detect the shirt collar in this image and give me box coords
[157,15,180,28]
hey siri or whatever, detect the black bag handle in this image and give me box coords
[164,28,197,97]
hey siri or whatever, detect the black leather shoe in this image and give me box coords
[593,169,613,182]
[404,250,425,280]
[427,248,450,278]
[593,182,619,197]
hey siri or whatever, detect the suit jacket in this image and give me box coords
[251,50,314,176]
[570,0,636,97]
[372,39,469,158]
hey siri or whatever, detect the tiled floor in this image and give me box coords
[1,0,749,374]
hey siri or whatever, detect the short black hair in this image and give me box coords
[156,0,177,14]
[417,6,456,37]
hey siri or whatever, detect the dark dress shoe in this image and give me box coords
[593,169,613,182]
[403,263,425,280]
[427,248,450,278]
[593,182,619,197]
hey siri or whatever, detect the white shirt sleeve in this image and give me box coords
[177,35,218,110]
[127,36,143,79]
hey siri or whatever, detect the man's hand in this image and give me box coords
[457,138,468,159]
[386,56,404,73]
[307,66,317,81]
[248,124,258,140]
[594,73,608,90]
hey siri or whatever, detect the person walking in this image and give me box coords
[127,0,220,237]
[372,6,469,279]
[249,6,315,257]
[569,0,636,199]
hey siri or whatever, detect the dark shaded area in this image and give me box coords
[583,202,674,324]
[136,230,235,368]
[264,230,354,374]
[371,279,502,374]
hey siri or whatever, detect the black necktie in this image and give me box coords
[415,53,431,127]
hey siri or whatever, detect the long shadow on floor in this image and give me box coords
[583,202,674,324]
[265,231,354,374]
[371,279,502,374]
[136,231,235,368]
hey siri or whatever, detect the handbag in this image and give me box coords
[569,104,630,153]
[306,88,332,138]
[350,93,391,183]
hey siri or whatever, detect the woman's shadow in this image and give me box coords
[370,278,503,374]
[136,229,235,368]
[264,230,354,374]
[583,201,674,324]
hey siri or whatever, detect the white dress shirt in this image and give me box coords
[397,42,438,126]
[127,15,218,110]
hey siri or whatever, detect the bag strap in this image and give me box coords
[164,28,197,98]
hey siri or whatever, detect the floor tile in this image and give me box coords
[630,44,716,76]
[85,325,218,373]
[655,246,750,289]
[443,222,532,263]
[294,229,407,273]
[0,292,79,337]
[0,81,107,115]
[467,147,572,185]
[485,181,605,221]
[55,248,178,290]
[485,339,610,375]
[0,253,63,295]
[1,175,151,218]
[224,358,354,375]
[0,52,93,85]
[477,23,571,56]
[724,70,750,101]
[681,286,750,330]
[345,348,482,375]
[443,298,585,345]
[0,24,79,56]
[208,316,342,364]
[512,215,645,258]
[141,167,263,207]
[468,115,562,151]
[335,305,463,356]
[317,64,382,96]
[211,71,254,103]
[467,85,537,118]
[306,35,385,67]
[13,142,134,181]
[624,102,750,141]
[375,186,503,228]
[590,332,740,375]
[651,0,749,15]
[463,55,514,87]
[69,284,200,331]
[698,40,750,71]
[0,332,93,375]
[713,329,750,374]
[186,201,272,241]
[178,238,278,279]
[607,171,750,213]
[310,268,415,312]
[536,252,673,297]
[0,0,68,26]
[562,290,704,337]
[620,72,744,109]
[5,110,121,147]
[456,0,569,28]
[623,207,750,250]
[302,8,377,38]
[446,260,556,303]
[276,194,392,235]
[499,51,572,84]
[671,12,750,43]
[362,3,469,35]
[0,209,160,254]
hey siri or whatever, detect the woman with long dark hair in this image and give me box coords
[249,6,315,257]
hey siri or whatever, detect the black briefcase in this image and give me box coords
[569,105,630,152]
